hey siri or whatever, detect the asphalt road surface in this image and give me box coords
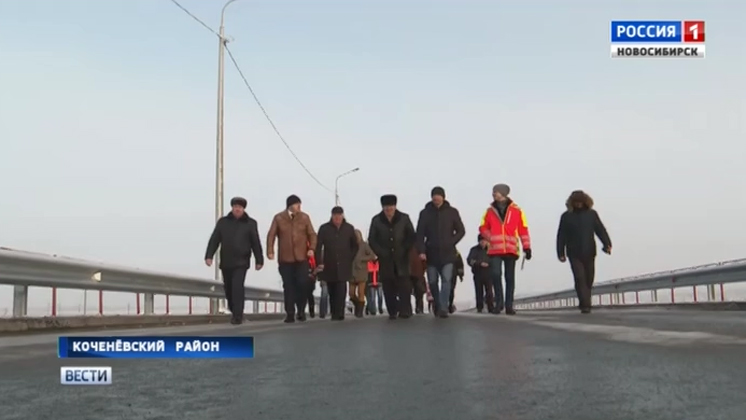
[1,309,745,420]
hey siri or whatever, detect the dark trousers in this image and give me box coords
[278,261,309,317]
[473,269,494,311]
[570,256,596,309]
[410,276,425,312]
[326,281,348,318]
[306,279,316,315]
[490,255,517,310]
[382,275,413,317]
[221,267,248,318]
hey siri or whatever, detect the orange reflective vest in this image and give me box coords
[479,202,531,257]
[367,261,379,286]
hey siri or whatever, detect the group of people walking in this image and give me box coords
[204,185,612,325]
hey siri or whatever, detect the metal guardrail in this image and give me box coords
[512,258,746,309]
[0,248,286,318]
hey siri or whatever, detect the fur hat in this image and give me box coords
[230,197,247,208]
[380,194,397,206]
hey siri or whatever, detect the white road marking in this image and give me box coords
[456,312,746,346]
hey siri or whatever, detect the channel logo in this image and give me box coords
[60,366,112,385]
[610,20,706,58]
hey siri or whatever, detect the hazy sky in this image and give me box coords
[1,0,744,314]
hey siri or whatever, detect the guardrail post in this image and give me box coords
[719,283,725,301]
[252,300,259,313]
[143,293,155,315]
[12,285,28,317]
[209,298,220,314]
[651,289,658,303]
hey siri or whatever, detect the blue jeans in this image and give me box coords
[319,281,329,317]
[489,255,517,310]
[366,285,383,314]
[426,263,454,313]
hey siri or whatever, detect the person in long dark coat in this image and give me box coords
[368,194,417,320]
[556,190,612,314]
[204,197,264,325]
[315,206,358,320]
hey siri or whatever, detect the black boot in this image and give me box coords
[505,307,516,315]
[284,315,295,323]
[354,301,364,318]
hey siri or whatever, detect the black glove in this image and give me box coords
[524,249,532,260]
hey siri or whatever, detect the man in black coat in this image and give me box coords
[467,234,494,313]
[204,197,264,324]
[556,190,612,314]
[368,194,417,319]
[315,206,358,320]
[415,186,466,318]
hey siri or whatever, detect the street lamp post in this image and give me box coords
[334,167,360,206]
[212,0,241,314]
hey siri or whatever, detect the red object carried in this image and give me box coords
[367,261,379,286]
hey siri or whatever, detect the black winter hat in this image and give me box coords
[286,194,301,208]
[331,206,344,215]
[431,186,445,198]
[380,194,397,206]
[230,197,247,208]
[478,234,485,242]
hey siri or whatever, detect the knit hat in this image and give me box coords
[492,184,510,196]
[331,206,344,215]
[286,194,301,208]
[478,234,486,242]
[230,197,247,208]
[431,186,445,198]
[380,194,397,206]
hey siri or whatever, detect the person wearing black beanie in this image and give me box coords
[368,193,417,319]
[204,196,264,325]
[415,186,466,318]
[267,194,317,323]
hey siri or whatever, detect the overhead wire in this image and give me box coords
[168,0,334,193]
[168,0,220,37]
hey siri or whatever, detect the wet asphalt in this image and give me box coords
[1,309,745,420]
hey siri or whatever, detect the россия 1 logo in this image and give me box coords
[610,20,705,59]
